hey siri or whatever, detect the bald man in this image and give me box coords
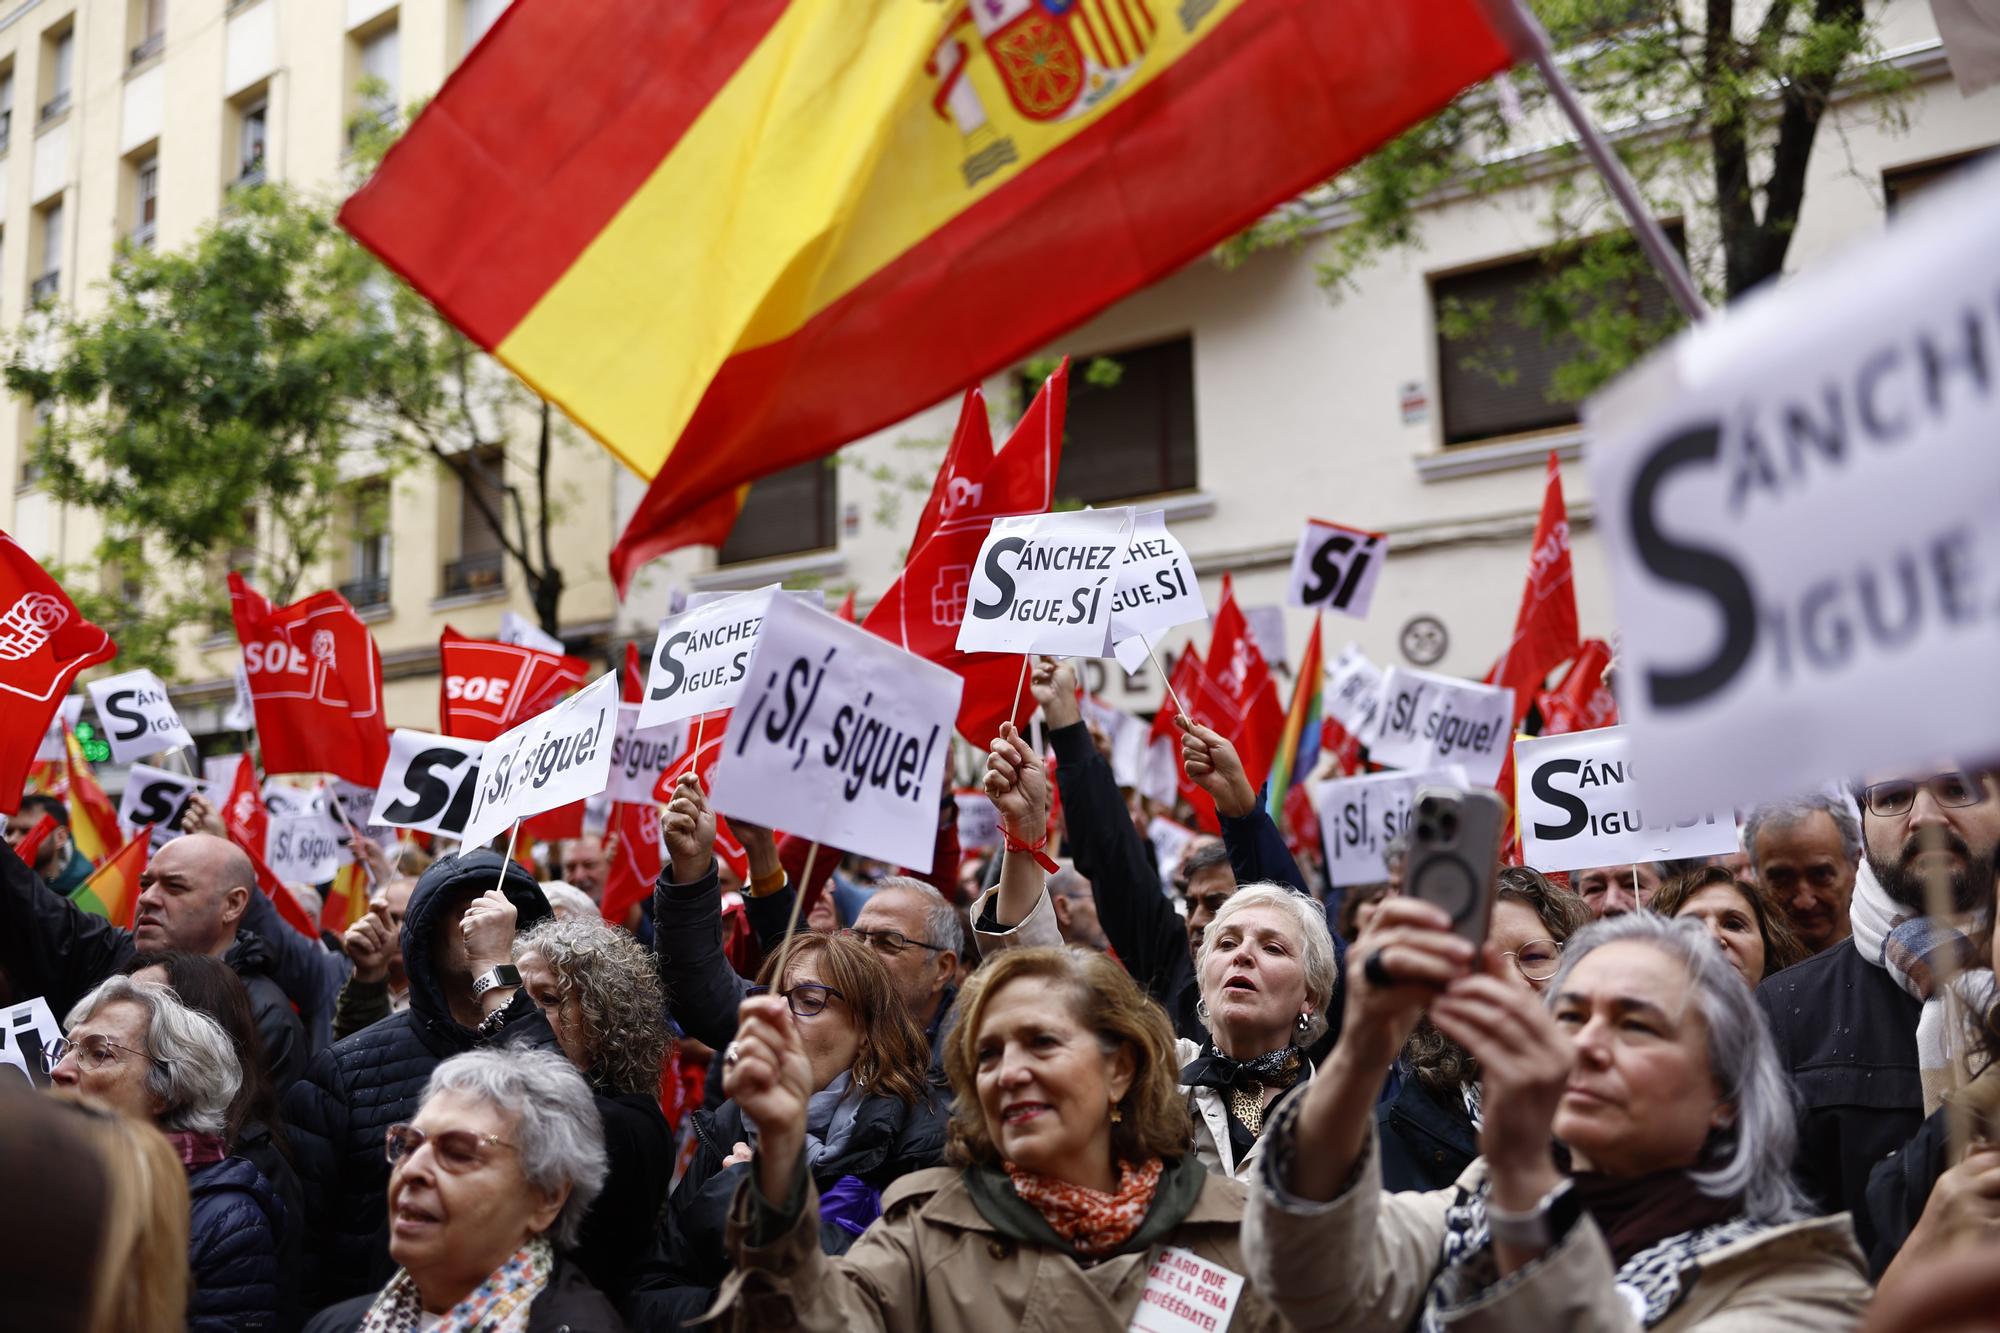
[0,831,307,1089]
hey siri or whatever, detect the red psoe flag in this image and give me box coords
[0,533,117,810]
[1537,638,1618,736]
[1192,575,1286,794]
[864,368,1064,748]
[335,0,1513,591]
[654,712,749,883]
[602,642,665,923]
[229,574,391,786]
[1489,452,1580,725]
[438,627,590,741]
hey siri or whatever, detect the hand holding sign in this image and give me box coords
[343,903,395,983]
[982,722,1049,844]
[1177,716,1256,819]
[1287,519,1388,618]
[662,771,718,884]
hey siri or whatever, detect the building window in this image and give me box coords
[718,458,837,565]
[1885,149,1992,216]
[41,26,73,123]
[0,66,14,153]
[443,447,507,596]
[462,0,511,53]
[1431,232,1683,446]
[19,402,48,489]
[130,0,166,68]
[131,155,160,248]
[1024,337,1198,506]
[30,199,62,304]
[236,97,268,185]
[352,21,401,140]
[340,479,392,608]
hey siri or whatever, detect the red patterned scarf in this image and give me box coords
[1005,1156,1164,1257]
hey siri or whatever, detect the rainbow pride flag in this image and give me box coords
[70,827,148,927]
[1266,617,1325,825]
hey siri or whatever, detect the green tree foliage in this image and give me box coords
[1221,0,1908,401]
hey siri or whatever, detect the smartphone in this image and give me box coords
[1402,787,1507,945]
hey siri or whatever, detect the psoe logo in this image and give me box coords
[940,476,985,519]
[931,564,972,628]
[0,593,68,662]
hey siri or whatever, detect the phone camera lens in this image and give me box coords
[1439,813,1459,840]
[1415,820,1436,843]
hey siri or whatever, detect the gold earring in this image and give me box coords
[1110,1105,1123,1125]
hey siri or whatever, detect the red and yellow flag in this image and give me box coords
[322,861,374,934]
[339,0,1513,591]
[62,725,123,867]
[70,827,148,927]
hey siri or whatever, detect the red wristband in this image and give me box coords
[1003,825,1061,874]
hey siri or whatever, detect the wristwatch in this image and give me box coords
[470,964,522,1001]
[1485,1178,1577,1252]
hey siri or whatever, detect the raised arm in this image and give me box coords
[968,721,1062,952]
[654,772,755,1048]
[0,838,134,1013]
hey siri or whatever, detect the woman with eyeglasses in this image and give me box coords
[623,932,944,1332]
[1377,867,1594,1192]
[302,1048,622,1332]
[50,975,284,1333]
[1648,867,1808,988]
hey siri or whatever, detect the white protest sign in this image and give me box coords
[955,790,1001,852]
[498,610,566,657]
[119,765,211,850]
[607,704,686,805]
[1139,735,1179,808]
[1369,667,1513,786]
[1287,518,1388,618]
[265,810,345,885]
[1513,726,1740,872]
[0,996,61,1089]
[261,778,320,818]
[203,753,246,791]
[460,672,618,849]
[1323,643,1387,747]
[222,662,255,732]
[1130,1245,1246,1333]
[35,697,83,762]
[1110,510,1206,647]
[955,508,1133,657]
[86,669,194,763]
[1112,632,1155,677]
[637,587,775,729]
[1312,764,1469,887]
[369,730,486,838]
[327,781,396,862]
[685,587,824,611]
[712,596,963,872]
[1585,158,2000,811]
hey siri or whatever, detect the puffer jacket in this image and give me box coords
[281,851,555,1309]
[624,1084,949,1331]
[188,1153,285,1333]
[224,927,309,1093]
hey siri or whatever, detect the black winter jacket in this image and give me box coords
[574,1089,675,1307]
[303,1255,628,1333]
[1375,1065,1480,1193]
[237,1117,308,1332]
[1864,1103,1950,1279]
[281,851,556,1309]
[0,840,309,1091]
[1757,940,1924,1259]
[624,1085,948,1331]
[188,1153,285,1333]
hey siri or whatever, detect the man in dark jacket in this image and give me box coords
[0,834,308,1090]
[282,851,557,1309]
[1758,766,2000,1260]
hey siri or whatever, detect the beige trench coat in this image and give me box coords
[1242,1115,1873,1333]
[706,1164,1293,1333]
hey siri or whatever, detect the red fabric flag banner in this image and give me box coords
[1489,452,1580,726]
[654,711,748,883]
[217,756,318,940]
[601,642,665,924]
[834,590,857,624]
[228,573,390,786]
[1190,575,1286,794]
[864,368,1064,748]
[14,814,57,870]
[0,533,117,811]
[438,627,590,742]
[1537,638,1618,737]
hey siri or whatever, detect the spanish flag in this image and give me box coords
[62,724,124,868]
[340,0,1512,591]
[70,827,148,927]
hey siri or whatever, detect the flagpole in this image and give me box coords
[1010,656,1031,722]
[1144,637,1188,720]
[497,819,522,892]
[771,841,820,986]
[1476,0,1708,324]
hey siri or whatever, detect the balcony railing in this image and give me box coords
[338,574,391,609]
[441,551,504,598]
[38,90,69,124]
[29,271,60,303]
[235,156,266,188]
[130,31,165,68]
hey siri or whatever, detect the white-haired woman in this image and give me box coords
[1243,908,1871,1331]
[980,724,1338,1181]
[303,1048,623,1332]
[50,975,284,1333]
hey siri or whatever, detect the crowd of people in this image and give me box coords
[6,652,2000,1332]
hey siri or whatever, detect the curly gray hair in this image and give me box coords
[423,1049,607,1249]
[512,915,669,1097]
[1193,884,1339,1045]
[64,977,241,1137]
[1544,912,1808,1224]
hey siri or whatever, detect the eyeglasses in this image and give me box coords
[385,1123,516,1172]
[41,1034,162,1075]
[746,982,847,1018]
[1863,772,1986,818]
[840,927,945,958]
[1503,939,1564,982]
